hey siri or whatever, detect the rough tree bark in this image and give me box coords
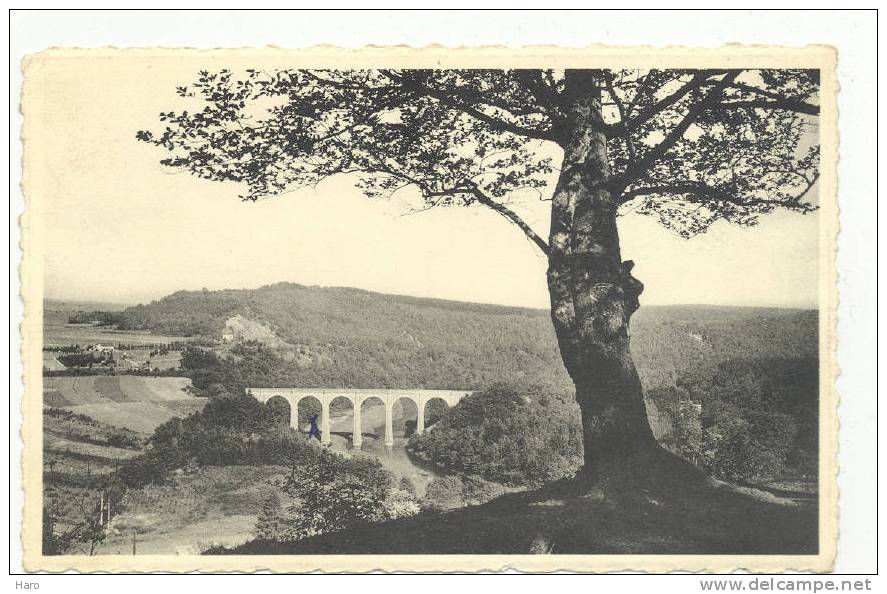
[547,70,659,475]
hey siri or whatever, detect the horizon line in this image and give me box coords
[43,282,819,312]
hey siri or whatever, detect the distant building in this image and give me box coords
[91,344,115,354]
[119,358,138,369]
[221,332,235,343]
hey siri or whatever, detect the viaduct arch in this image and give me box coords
[249,388,470,448]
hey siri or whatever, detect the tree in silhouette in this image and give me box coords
[139,67,819,481]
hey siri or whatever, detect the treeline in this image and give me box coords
[43,368,186,378]
[43,345,83,353]
[118,394,311,485]
[67,310,125,326]
[56,353,109,368]
[249,450,420,544]
[43,341,193,353]
[108,283,817,395]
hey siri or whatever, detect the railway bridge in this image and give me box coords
[248,388,470,448]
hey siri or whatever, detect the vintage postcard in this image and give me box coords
[20,45,838,573]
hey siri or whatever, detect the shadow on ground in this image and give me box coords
[220,463,818,555]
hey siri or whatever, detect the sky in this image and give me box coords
[27,53,820,310]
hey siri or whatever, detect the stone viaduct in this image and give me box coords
[249,388,470,448]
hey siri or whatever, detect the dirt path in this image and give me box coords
[99,513,256,555]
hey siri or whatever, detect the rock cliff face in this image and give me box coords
[223,314,289,348]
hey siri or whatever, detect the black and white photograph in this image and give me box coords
[9,8,876,580]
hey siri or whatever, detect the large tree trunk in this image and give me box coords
[548,71,659,475]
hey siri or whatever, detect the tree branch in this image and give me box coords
[715,99,820,116]
[621,182,733,203]
[470,186,550,254]
[620,178,818,211]
[724,81,820,115]
[513,70,565,117]
[621,72,716,132]
[603,71,637,162]
[611,72,740,194]
[382,71,558,143]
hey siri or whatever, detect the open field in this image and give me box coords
[44,323,192,347]
[43,305,193,347]
[44,376,193,406]
[120,350,183,370]
[61,401,206,434]
[43,376,205,433]
[44,431,141,461]
[42,352,67,370]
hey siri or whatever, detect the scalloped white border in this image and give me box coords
[17,44,839,574]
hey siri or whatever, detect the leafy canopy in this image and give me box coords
[138,68,819,243]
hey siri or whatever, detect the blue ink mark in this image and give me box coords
[307,414,321,441]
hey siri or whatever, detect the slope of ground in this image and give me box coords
[225,468,817,555]
[98,466,285,555]
[43,376,205,433]
[43,409,143,554]
[44,432,141,461]
[116,376,192,401]
[62,401,205,434]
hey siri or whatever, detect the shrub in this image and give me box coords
[251,449,419,542]
[408,384,583,487]
[422,475,465,511]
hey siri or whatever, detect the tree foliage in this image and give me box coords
[253,449,419,542]
[139,68,819,242]
[117,393,307,486]
[650,356,818,481]
[408,384,584,486]
[42,489,109,556]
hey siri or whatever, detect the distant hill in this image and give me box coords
[44,299,134,312]
[111,283,817,392]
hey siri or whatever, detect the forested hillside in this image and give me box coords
[115,283,816,394]
[109,284,819,483]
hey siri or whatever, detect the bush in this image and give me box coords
[422,475,465,511]
[408,384,583,488]
[118,393,293,485]
[421,474,510,511]
[252,449,420,542]
[648,357,816,482]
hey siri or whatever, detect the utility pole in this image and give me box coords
[132,531,137,555]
